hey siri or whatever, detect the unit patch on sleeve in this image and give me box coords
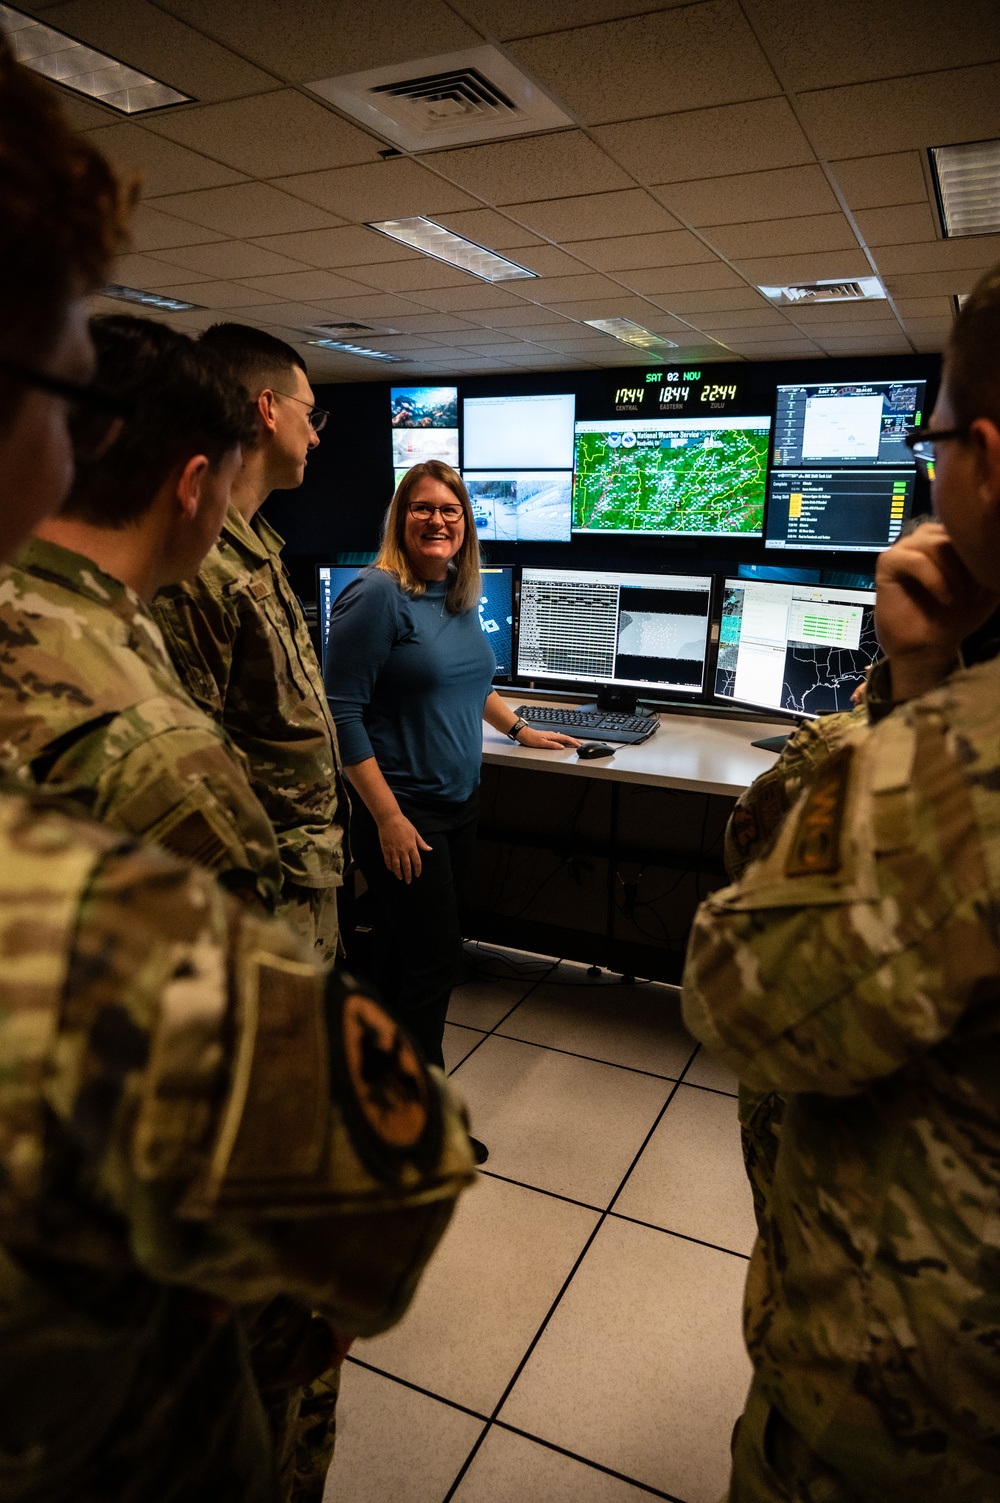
[785,746,854,878]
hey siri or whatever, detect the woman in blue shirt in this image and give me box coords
[325,462,577,1154]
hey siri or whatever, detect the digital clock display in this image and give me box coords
[700,384,738,403]
[659,386,690,404]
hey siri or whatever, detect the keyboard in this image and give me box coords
[514,705,658,745]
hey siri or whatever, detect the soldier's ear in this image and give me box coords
[174,453,211,520]
[257,388,279,435]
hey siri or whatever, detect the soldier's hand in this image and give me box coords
[875,522,999,700]
[378,810,432,883]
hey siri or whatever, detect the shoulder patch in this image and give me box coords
[785,746,853,878]
[328,974,442,1184]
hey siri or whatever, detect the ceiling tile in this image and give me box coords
[730,250,873,285]
[403,284,537,312]
[154,241,312,279]
[428,131,632,205]
[353,310,480,332]
[787,315,902,337]
[517,272,628,302]
[797,64,1000,159]
[725,336,821,352]
[874,237,1000,276]
[465,1,693,42]
[653,288,771,314]
[143,91,382,179]
[108,250,214,286]
[86,123,246,196]
[220,299,367,327]
[276,158,478,222]
[63,94,115,128]
[567,230,716,272]
[788,300,896,324]
[155,0,481,80]
[817,335,913,351]
[431,208,545,250]
[704,213,858,261]
[138,279,281,309]
[332,259,482,293]
[691,308,792,330]
[893,296,955,318]
[473,322,575,341]
[900,317,954,336]
[595,98,813,183]
[657,165,839,227]
[467,303,578,327]
[853,203,939,246]
[236,269,380,300]
[749,0,1000,91]
[828,152,929,211]
[512,245,593,277]
[543,294,687,320]
[435,325,536,343]
[125,204,227,252]
[247,225,416,268]
[504,190,681,241]
[883,269,985,298]
[149,183,344,237]
[43,0,277,101]
[619,262,746,294]
[507,2,780,126]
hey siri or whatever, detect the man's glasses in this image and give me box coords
[905,425,970,473]
[0,358,133,461]
[271,389,328,432]
[407,501,464,522]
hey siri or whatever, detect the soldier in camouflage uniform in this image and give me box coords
[0,317,281,911]
[683,266,1000,1501]
[152,325,347,964]
[0,37,475,1502]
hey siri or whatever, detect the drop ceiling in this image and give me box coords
[20,0,1000,381]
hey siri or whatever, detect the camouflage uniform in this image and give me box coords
[724,709,867,1232]
[0,538,281,911]
[0,785,474,1502]
[683,659,1000,1501]
[152,507,346,961]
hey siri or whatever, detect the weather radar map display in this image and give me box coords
[573,416,771,537]
[715,578,878,716]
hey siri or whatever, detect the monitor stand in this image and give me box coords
[580,686,654,718]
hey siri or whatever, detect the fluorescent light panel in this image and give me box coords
[103,284,201,311]
[306,339,403,361]
[931,139,1000,237]
[367,217,535,282]
[584,317,679,354]
[0,2,190,114]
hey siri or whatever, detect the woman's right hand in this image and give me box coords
[378,810,433,883]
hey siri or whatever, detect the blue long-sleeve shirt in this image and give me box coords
[324,568,496,803]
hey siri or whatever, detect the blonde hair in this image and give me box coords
[375,460,482,614]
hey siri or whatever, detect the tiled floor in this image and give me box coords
[328,944,754,1503]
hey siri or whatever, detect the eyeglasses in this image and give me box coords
[0,357,134,461]
[407,502,464,522]
[905,425,970,472]
[271,389,328,432]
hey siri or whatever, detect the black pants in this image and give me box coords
[349,789,479,1069]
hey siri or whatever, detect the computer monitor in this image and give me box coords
[766,378,926,552]
[715,577,879,716]
[517,567,713,698]
[390,385,459,469]
[463,471,572,543]
[573,415,772,538]
[317,564,514,681]
[463,393,575,469]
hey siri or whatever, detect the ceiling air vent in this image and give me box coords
[307,45,573,152]
[307,321,400,337]
[759,276,887,306]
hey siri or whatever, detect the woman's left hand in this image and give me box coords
[515,727,581,750]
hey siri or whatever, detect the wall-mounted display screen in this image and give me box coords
[463,392,575,469]
[517,567,713,697]
[772,380,925,468]
[766,467,913,552]
[715,577,878,716]
[572,416,771,537]
[390,385,458,469]
[463,471,572,543]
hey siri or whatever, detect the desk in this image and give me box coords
[468,697,789,983]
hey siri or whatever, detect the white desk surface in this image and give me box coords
[483,694,789,799]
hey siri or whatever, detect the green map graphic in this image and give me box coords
[573,427,769,535]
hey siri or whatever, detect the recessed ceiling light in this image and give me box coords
[758,277,886,306]
[367,217,535,282]
[930,139,1000,237]
[0,2,191,114]
[102,284,201,311]
[583,317,679,354]
[306,339,403,361]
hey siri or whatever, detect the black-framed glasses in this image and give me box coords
[407,501,464,522]
[0,358,134,461]
[272,388,328,432]
[905,425,970,471]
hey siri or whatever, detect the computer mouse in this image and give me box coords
[577,741,615,760]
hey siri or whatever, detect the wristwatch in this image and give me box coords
[506,716,528,741]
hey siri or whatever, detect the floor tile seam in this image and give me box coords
[488,1028,694,1084]
[477,1165,604,1214]
[446,957,571,1075]
[607,1208,754,1262]
[344,1354,490,1423]
[490,1420,690,1502]
[674,1077,738,1100]
[605,1076,685,1217]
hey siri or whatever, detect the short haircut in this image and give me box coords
[946,262,1000,430]
[199,322,307,399]
[61,316,257,529]
[0,32,133,406]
